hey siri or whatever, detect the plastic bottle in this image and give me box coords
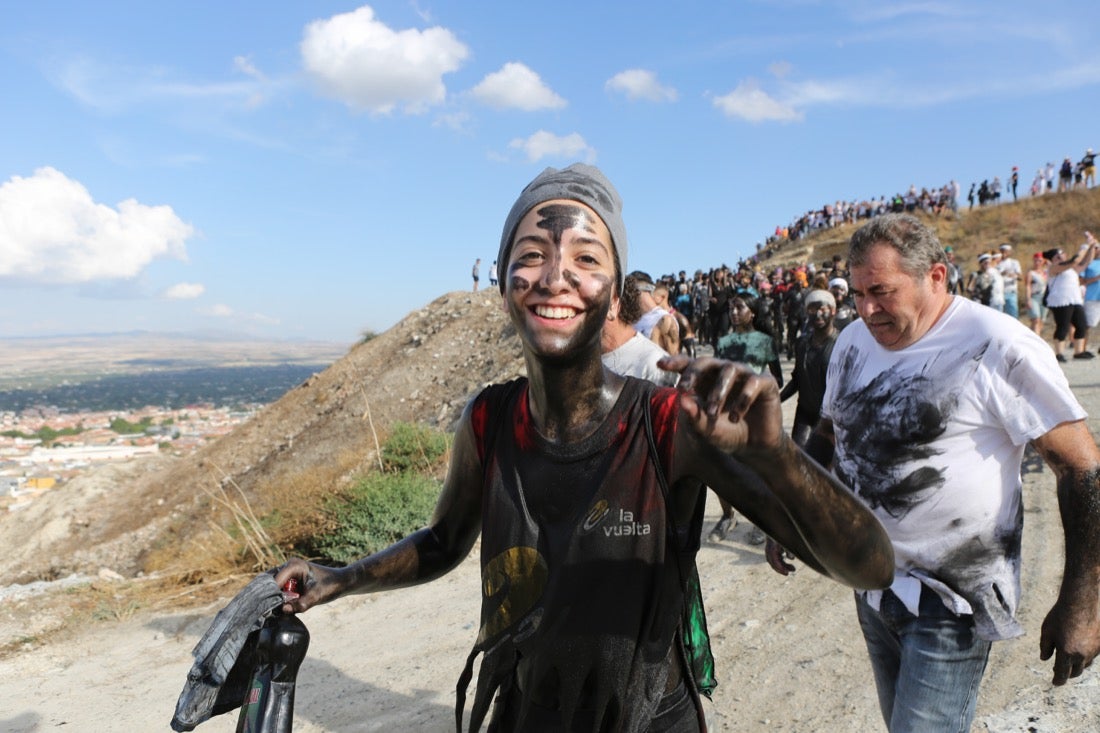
[235,582,310,733]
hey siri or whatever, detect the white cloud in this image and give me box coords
[508,131,594,163]
[713,81,803,122]
[163,282,205,300]
[0,167,193,285]
[605,69,678,103]
[199,303,279,326]
[202,304,235,318]
[471,62,566,111]
[849,2,965,23]
[56,57,272,113]
[433,110,472,132]
[233,55,264,80]
[300,5,469,114]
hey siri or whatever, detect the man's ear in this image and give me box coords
[928,262,949,288]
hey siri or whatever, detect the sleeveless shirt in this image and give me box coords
[456,377,705,732]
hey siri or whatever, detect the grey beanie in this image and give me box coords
[497,163,628,291]
[803,289,836,311]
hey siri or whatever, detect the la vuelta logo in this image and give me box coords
[604,508,651,536]
[581,500,651,536]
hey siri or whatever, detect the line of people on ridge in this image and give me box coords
[753,145,1096,269]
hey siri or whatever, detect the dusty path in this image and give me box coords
[2,360,1099,732]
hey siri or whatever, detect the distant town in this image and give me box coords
[1,402,259,511]
[0,360,336,512]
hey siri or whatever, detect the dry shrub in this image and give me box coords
[260,447,368,552]
[144,444,369,579]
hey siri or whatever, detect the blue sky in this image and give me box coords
[1,1,1097,345]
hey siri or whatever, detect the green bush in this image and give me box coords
[309,471,441,564]
[298,422,449,565]
[381,422,450,473]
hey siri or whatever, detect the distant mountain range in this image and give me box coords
[0,330,348,369]
[0,331,351,395]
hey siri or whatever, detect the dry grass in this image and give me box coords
[142,445,370,579]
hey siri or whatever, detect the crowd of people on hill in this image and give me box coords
[968,148,1099,208]
[754,146,1098,262]
[633,230,1100,378]
[758,181,959,259]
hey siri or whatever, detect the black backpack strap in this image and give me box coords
[642,395,717,701]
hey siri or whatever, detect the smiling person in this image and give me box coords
[274,164,893,732]
[787,213,1100,733]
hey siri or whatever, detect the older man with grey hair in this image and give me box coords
[770,213,1100,733]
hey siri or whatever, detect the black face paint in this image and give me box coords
[534,203,598,245]
[525,203,602,291]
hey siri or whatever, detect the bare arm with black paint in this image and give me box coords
[660,355,893,590]
[1032,419,1100,686]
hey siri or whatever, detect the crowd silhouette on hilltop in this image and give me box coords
[752,146,1097,263]
[623,144,1097,379]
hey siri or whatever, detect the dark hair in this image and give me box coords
[619,274,645,323]
[729,291,775,336]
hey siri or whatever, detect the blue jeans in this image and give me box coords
[855,588,991,733]
[1003,292,1019,318]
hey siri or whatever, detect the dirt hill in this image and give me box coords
[0,288,525,588]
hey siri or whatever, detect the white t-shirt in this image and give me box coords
[1046,268,1084,307]
[634,307,669,339]
[823,296,1085,640]
[602,332,677,387]
[988,267,1005,308]
[997,257,1021,295]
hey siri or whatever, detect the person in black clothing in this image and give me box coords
[978,180,990,206]
[779,289,838,447]
[272,163,892,732]
[1059,157,1074,192]
[769,288,841,574]
[783,280,804,359]
[707,267,735,348]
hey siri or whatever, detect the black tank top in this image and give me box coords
[456,377,702,732]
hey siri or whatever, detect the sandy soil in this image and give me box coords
[2,359,1099,732]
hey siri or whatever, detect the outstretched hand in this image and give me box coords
[273,557,347,615]
[659,354,783,454]
[1039,599,1100,685]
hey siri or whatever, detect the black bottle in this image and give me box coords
[235,613,310,733]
